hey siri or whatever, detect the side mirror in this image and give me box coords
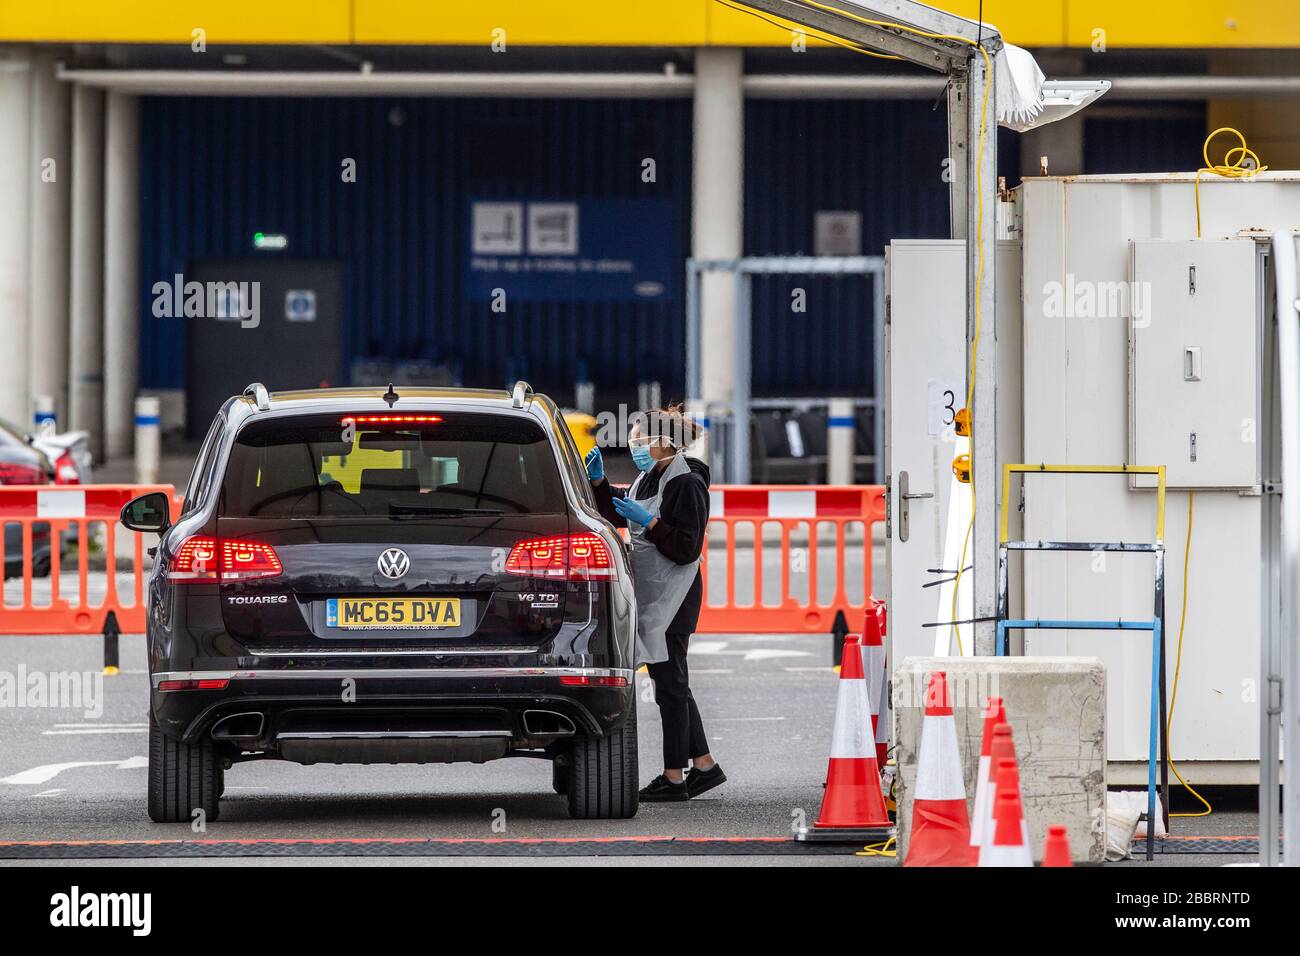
[120,492,172,534]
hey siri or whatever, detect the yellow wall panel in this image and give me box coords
[2,0,1298,48]
[1065,1,1300,49]
[354,0,710,46]
[921,1,1065,47]
[0,0,351,43]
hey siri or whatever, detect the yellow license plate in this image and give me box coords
[327,597,461,630]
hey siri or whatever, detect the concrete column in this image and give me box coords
[28,51,72,431]
[103,92,139,460]
[0,50,33,426]
[69,84,106,459]
[691,48,744,412]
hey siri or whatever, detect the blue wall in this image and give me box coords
[140,96,693,400]
[140,96,1075,403]
[1083,108,1208,173]
[742,100,1019,397]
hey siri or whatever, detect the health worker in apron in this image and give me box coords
[586,404,726,802]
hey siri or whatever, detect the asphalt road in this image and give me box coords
[0,627,1262,868]
[0,628,876,865]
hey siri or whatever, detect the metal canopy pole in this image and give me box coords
[966,50,999,656]
[738,0,1002,650]
[1273,230,1300,867]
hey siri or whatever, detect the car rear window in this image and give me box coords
[220,412,567,517]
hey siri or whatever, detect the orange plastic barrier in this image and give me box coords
[0,484,180,637]
[696,485,885,635]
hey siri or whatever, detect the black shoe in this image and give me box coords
[686,763,727,798]
[639,775,689,802]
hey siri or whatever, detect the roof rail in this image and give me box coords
[243,382,271,411]
[510,380,534,409]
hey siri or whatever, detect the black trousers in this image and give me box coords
[646,629,710,769]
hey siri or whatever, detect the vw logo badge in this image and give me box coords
[377,548,410,580]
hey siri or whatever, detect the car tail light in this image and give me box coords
[168,535,282,583]
[341,415,443,425]
[558,675,629,687]
[0,462,46,485]
[505,532,614,580]
[158,678,230,692]
[53,451,80,484]
[220,540,283,580]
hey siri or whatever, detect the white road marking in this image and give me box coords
[53,722,147,729]
[42,727,148,736]
[784,666,835,672]
[689,641,730,655]
[0,756,147,785]
[34,789,66,797]
[689,641,811,662]
[739,648,810,661]
[714,716,787,721]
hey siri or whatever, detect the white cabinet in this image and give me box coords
[1128,239,1259,490]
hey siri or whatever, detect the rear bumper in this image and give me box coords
[150,666,635,759]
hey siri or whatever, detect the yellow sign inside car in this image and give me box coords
[326,597,461,629]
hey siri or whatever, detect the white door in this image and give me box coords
[885,241,969,665]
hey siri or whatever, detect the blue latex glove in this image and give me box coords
[612,495,655,528]
[584,446,605,482]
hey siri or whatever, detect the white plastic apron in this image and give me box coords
[626,452,701,668]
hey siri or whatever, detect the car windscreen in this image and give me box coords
[219,412,567,517]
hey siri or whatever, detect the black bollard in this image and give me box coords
[102,610,121,675]
[830,609,850,668]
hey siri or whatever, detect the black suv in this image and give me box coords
[121,383,639,821]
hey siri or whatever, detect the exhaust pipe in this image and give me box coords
[522,710,576,737]
[211,712,266,741]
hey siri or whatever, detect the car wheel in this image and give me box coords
[552,754,569,795]
[148,713,222,824]
[566,696,638,819]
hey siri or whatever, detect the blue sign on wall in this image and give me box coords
[466,197,675,303]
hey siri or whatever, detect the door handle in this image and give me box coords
[897,470,933,543]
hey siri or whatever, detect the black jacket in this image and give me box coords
[592,456,711,634]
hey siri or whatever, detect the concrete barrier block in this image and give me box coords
[892,656,1106,864]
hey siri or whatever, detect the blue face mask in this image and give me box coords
[630,444,656,473]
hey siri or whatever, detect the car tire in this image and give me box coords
[148,714,222,824]
[566,696,638,819]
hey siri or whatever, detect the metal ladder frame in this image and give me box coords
[995,463,1168,862]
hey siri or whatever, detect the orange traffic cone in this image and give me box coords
[860,604,888,767]
[980,757,1030,863]
[980,769,1033,867]
[795,634,893,843]
[969,697,1007,863]
[1042,825,1073,867]
[976,723,1017,856]
[904,671,972,866]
